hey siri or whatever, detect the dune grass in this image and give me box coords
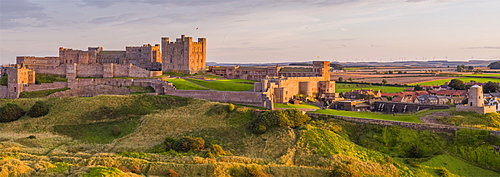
[336,83,408,93]
[19,88,70,98]
[274,103,319,109]
[165,78,209,90]
[184,78,256,91]
[411,77,500,86]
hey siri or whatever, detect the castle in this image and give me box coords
[456,85,497,114]
[17,35,206,74]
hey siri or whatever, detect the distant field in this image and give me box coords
[463,74,500,77]
[336,83,408,93]
[353,77,455,85]
[165,78,209,90]
[185,78,256,91]
[411,77,500,86]
[274,103,320,109]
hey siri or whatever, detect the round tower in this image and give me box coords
[469,85,484,107]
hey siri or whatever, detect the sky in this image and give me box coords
[0,0,499,64]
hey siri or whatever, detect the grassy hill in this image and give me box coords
[1,95,499,176]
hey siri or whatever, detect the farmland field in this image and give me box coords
[336,83,408,93]
[411,77,500,86]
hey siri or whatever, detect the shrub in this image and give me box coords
[83,167,125,177]
[27,101,50,117]
[174,136,205,152]
[111,125,122,137]
[166,169,180,177]
[0,103,25,122]
[228,103,235,112]
[248,109,311,134]
[436,167,454,177]
[208,144,226,157]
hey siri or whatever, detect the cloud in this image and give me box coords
[340,28,349,31]
[0,0,49,29]
[88,13,136,24]
[464,46,500,50]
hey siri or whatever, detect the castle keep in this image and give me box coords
[16,35,206,75]
[162,35,206,74]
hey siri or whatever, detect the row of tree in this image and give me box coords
[0,101,49,122]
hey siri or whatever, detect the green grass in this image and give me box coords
[420,155,499,176]
[0,75,7,86]
[126,86,155,93]
[185,78,256,91]
[36,73,67,83]
[336,83,408,93]
[165,78,209,90]
[463,73,500,77]
[310,109,425,123]
[19,88,70,98]
[344,67,364,71]
[436,111,500,131]
[274,103,319,109]
[411,77,500,86]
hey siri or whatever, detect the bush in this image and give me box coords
[111,125,121,137]
[248,109,311,134]
[208,144,226,157]
[166,169,180,177]
[0,103,25,122]
[27,101,50,117]
[228,103,235,112]
[164,136,206,152]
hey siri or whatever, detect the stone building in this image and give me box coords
[456,85,496,114]
[210,61,330,81]
[162,35,206,74]
[0,65,36,98]
[253,61,336,104]
[16,35,205,74]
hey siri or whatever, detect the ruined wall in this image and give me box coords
[23,82,68,92]
[166,90,265,107]
[373,101,451,113]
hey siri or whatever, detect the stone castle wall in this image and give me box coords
[34,64,67,76]
[32,63,161,78]
[307,113,500,136]
[166,90,265,107]
[0,86,7,98]
[23,82,68,92]
[46,85,133,98]
[373,101,451,113]
[456,105,497,114]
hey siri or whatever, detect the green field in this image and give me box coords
[165,78,209,90]
[463,74,500,77]
[311,109,428,123]
[185,78,256,91]
[274,103,320,109]
[336,83,408,93]
[411,77,500,86]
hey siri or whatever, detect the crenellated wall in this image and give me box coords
[23,82,68,92]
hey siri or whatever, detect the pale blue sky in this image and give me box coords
[1,0,499,64]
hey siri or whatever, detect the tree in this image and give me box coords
[388,70,394,74]
[456,64,466,72]
[381,79,388,85]
[330,63,344,70]
[338,77,344,82]
[488,61,500,69]
[448,79,465,90]
[484,82,500,93]
[27,101,50,117]
[414,85,424,91]
[348,78,353,82]
[0,103,25,122]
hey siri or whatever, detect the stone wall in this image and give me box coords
[166,90,265,107]
[307,113,500,136]
[76,64,104,77]
[23,82,68,92]
[33,63,161,78]
[46,85,133,97]
[33,64,67,76]
[456,105,497,114]
[373,101,451,113]
[0,86,7,98]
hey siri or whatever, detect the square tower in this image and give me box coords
[161,35,206,74]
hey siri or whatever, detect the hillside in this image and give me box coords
[1,95,499,176]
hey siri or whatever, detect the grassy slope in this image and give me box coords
[164,78,209,90]
[1,96,498,176]
[336,83,408,93]
[185,78,256,91]
[420,155,499,176]
[411,77,500,85]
